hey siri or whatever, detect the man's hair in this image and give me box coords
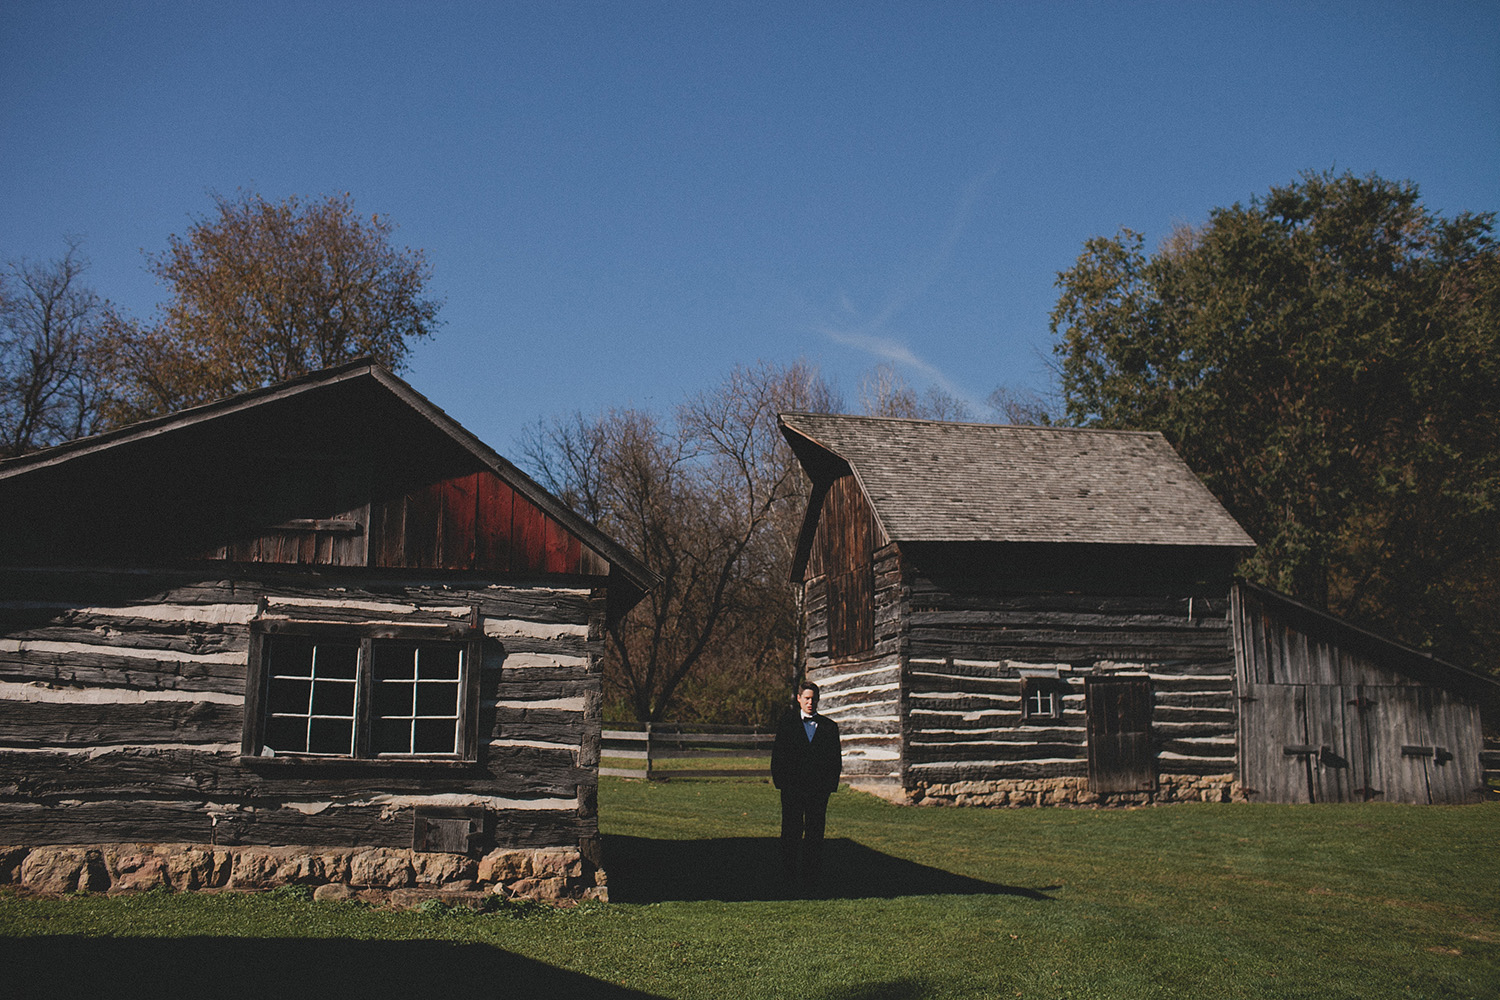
[797,680,819,697]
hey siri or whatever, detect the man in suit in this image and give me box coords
[771,680,842,884]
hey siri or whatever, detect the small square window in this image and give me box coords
[1021,677,1064,723]
[244,620,479,761]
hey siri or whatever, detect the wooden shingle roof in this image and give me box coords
[779,412,1255,549]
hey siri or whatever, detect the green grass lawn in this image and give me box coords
[2,778,1496,999]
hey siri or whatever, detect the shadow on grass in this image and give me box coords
[604,835,1055,903]
[2,936,664,1000]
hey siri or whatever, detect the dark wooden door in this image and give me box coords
[1086,675,1155,793]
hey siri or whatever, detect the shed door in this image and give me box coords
[1086,676,1155,794]
[1241,683,1483,804]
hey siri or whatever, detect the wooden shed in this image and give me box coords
[780,413,1496,808]
[1232,580,1497,805]
[0,360,653,896]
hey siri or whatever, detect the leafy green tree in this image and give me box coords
[106,191,440,421]
[1051,171,1499,673]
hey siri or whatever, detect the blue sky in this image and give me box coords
[3,2,1496,454]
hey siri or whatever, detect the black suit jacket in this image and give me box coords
[771,709,842,796]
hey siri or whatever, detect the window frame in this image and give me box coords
[1020,676,1064,724]
[242,617,482,763]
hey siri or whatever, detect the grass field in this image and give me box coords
[2,777,1496,999]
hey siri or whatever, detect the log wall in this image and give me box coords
[803,544,904,785]
[0,567,605,854]
[901,545,1240,806]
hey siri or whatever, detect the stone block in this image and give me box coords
[505,877,539,897]
[229,849,282,889]
[109,854,169,893]
[412,852,474,886]
[348,849,413,888]
[528,876,568,901]
[22,847,110,893]
[313,883,357,902]
[530,849,582,879]
[0,847,29,884]
[477,849,532,883]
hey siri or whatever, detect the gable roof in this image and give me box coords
[779,412,1255,551]
[0,358,655,602]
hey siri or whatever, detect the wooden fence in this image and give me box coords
[1485,737,1500,798]
[600,724,774,780]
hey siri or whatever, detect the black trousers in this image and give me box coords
[780,788,830,881]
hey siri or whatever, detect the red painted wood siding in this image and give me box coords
[206,470,607,577]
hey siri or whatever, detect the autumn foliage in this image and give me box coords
[104,191,440,422]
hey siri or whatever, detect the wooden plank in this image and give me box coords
[543,517,575,575]
[512,495,548,574]
[487,677,601,702]
[0,701,243,748]
[908,637,1233,664]
[0,649,245,695]
[910,760,1088,782]
[0,746,582,800]
[439,472,480,571]
[906,742,1085,764]
[402,480,442,570]
[333,504,371,567]
[0,800,585,849]
[474,472,514,573]
[369,495,406,568]
[488,712,583,746]
[1307,683,1363,803]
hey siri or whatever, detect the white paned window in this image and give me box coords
[246,620,479,761]
[1021,677,1064,723]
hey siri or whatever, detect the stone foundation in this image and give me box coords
[0,843,606,904]
[909,773,1244,808]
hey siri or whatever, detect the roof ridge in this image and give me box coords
[778,412,1162,437]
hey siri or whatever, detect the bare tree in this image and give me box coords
[859,363,972,420]
[0,241,111,457]
[986,384,1054,426]
[525,360,836,723]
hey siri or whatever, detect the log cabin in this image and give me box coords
[779,413,1496,807]
[0,359,654,896]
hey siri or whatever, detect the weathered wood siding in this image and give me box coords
[203,469,610,578]
[803,544,904,784]
[0,568,605,851]
[902,544,1238,794]
[804,473,883,659]
[1232,583,1487,804]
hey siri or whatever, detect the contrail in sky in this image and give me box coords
[820,161,1001,411]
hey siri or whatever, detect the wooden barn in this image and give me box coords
[779,413,1496,808]
[0,360,653,897]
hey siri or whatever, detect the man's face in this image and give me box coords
[797,687,818,716]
